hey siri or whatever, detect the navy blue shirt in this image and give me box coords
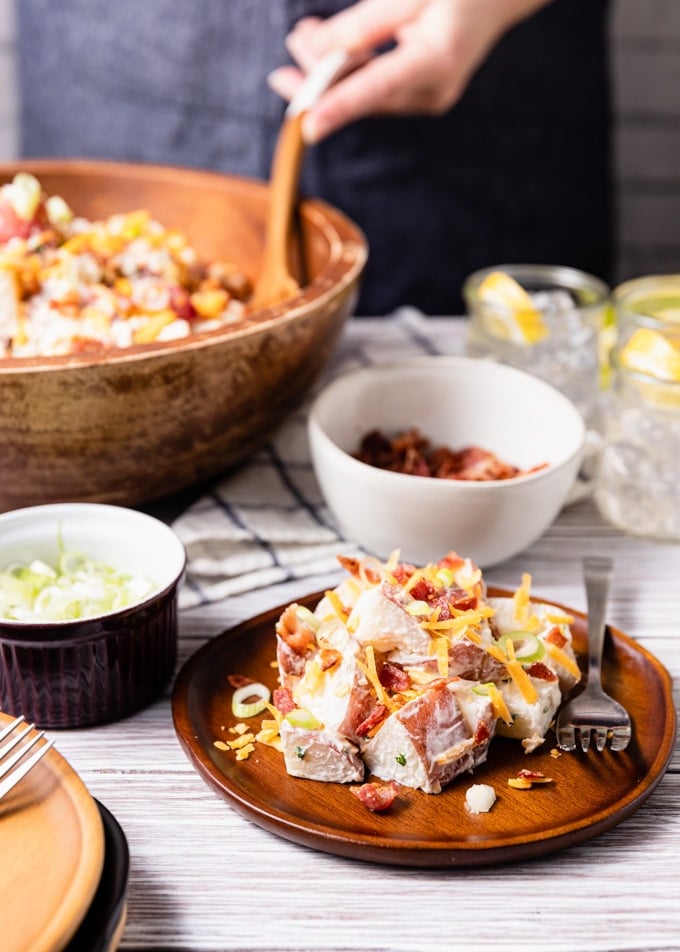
[17,0,613,314]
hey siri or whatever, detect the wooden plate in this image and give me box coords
[172,588,676,867]
[0,714,105,952]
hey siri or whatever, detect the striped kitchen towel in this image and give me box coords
[172,309,463,608]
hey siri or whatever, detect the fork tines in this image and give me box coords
[557,722,632,753]
[0,715,55,800]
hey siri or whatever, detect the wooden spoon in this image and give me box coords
[249,50,351,312]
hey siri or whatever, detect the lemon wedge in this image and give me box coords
[476,271,549,344]
[619,327,680,382]
[619,327,680,408]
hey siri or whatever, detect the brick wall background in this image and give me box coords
[1,0,679,286]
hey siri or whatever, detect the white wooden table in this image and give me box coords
[54,318,680,952]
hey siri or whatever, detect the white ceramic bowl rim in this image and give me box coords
[0,503,186,629]
[309,356,587,490]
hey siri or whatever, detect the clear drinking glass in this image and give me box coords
[463,264,611,427]
[594,275,680,541]
[612,273,680,347]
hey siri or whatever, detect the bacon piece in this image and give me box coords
[275,604,317,655]
[409,578,435,602]
[509,769,554,788]
[319,648,342,671]
[350,780,399,812]
[447,589,478,611]
[227,673,254,689]
[431,444,522,481]
[273,687,295,715]
[336,554,381,584]
[66,336,107,354]
[378,661,411,692]
[169,284,197,321]
[355,704,388,738]
[525,661,558,681]
[354,428,540,481]
[391,564,416,586]
[545,626,568,649]
[474,721,491,745]
[516,769,552,782]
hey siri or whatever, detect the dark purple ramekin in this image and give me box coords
[0,503,186,729]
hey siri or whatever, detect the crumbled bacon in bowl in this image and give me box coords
[355,428,547,481]
[308,357,586,566]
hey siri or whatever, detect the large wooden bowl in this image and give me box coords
[0,160,367,511]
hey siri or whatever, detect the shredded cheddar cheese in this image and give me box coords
[545,641,581,679]
[504,638,538,704]
[357,644,391,709]
[546,612,574,626]
[486,682,513,725]
[324,588,348,623]
[465,630,483,648]
[435,736,475,766]
[235,744,255,761]
[263,701,284,727]
[433,637,449,677]
[403,569,427,593]
[512,573,541,632]
[420,609,483,636]
[227,732,256,749]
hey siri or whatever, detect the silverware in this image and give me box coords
[555,557,633,752]
[0,715,55,800]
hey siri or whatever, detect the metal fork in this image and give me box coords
[555,557,633,753]
[0,715,55,800]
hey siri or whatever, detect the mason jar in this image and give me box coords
[595,275,680,540]
[463,264,611,427]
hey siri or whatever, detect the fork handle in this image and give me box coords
[583,556,613,690]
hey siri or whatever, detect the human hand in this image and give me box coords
[267,0,553,142]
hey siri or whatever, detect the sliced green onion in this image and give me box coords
[231,682,271,719]
[285,708,321,730]
[406,600,430,616]
[472,682,494,697]
[435,567,455,588]
[5,172,42,219]
[45,194,74,227]
[294,605,320,630]
[497,630,545,663]
[0,544,156,622]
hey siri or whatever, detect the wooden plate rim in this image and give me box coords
[0,712,105,950]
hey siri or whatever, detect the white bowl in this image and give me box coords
[308,357,586,567]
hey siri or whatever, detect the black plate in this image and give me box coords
[66,800,129,952]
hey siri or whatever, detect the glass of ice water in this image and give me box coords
[595,275,680,540]
[463,264,611,428]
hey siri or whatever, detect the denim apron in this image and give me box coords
[17,0,612,314]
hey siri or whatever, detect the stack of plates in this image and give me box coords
[0,711,129,952]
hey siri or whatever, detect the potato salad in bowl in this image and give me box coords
[0,171,250,357]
